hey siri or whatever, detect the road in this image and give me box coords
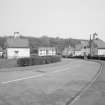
[72,61,105,105]
[0,59,100,105]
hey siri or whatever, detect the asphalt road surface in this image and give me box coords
[0,59,101,105]
[73,61,105,105]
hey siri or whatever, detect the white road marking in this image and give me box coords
[1,62,101,85]
[1,74,45,84]
[1,67,70,84]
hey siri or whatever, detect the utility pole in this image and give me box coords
[90,33,98,56]
[14,32,20,38]
[90,34,92,56]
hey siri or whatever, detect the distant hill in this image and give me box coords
[22,36,81,53]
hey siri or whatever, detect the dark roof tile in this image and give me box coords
[6,38,29,48]
[94,38,105,49]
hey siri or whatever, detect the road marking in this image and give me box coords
[1,74,45,84]
[1,61,100,85]
[1,67,71,84]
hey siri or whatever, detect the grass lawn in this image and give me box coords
[0,59,17,69]
[72,61,105,105]
[0,59,101,105]
[0,55,61,70]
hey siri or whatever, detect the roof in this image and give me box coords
[94,38,105,49]
[75,44,82,51]
[81,40,89,47]
[38,47,56,50]
[6,37,29,48]
[64,47,74,51]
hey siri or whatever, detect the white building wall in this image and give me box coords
[98,49,105,56]
[7,48,30,59]
[74,51,82,56]
[0,52,3,56]
[81,48,90,56]
[38,50,46,56]
[38,48,56,56]
[48,50,56,56]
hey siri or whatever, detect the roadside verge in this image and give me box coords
[66,60,103,105]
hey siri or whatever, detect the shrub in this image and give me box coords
[99,56,105,60]
[17,55,61,67]
[86,55,105,60]
[63,54,105,61]
[68,56,84,59]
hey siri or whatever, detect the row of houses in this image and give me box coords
[62,38,105,57]
[0,33,105,59]
[0,36,57,59]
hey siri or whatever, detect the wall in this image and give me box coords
[74,51,82,56]
[7,48,30,59]
[38,48,56,56]
[0,52,3,56]
[98,49,105,56]
[62,48,74,56]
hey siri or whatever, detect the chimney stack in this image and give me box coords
[14,32,20,38]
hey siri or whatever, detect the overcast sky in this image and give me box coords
[0,0,105,40]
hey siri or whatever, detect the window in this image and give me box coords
[14,50,19,58]
[15,50,19,54]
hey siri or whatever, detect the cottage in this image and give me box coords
[74,43,81,55]
[62,41,90,57]
[81,41,90,56]
[62,46,75,57]
[74,40,90,56]
[94,38,105,56]
[38,47,56,56]
[5,37,30,59]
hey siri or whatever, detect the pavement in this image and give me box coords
[0,59,101,105]
[72,61,105,105]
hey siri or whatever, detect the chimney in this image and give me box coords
[14,32,20,38]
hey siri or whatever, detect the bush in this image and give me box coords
[17,55,61,67]
[63,54,105,61]
[68,56,84,59]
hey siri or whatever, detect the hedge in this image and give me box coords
[65,55,105,61]
[17,55,61,67]
[87,56,105,60]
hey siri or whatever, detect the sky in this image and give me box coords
[0,0,105,40]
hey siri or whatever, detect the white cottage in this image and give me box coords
[94,38,105,56]
[38,47,56,56]
[62,46,75,57]
[5,37,30,59]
